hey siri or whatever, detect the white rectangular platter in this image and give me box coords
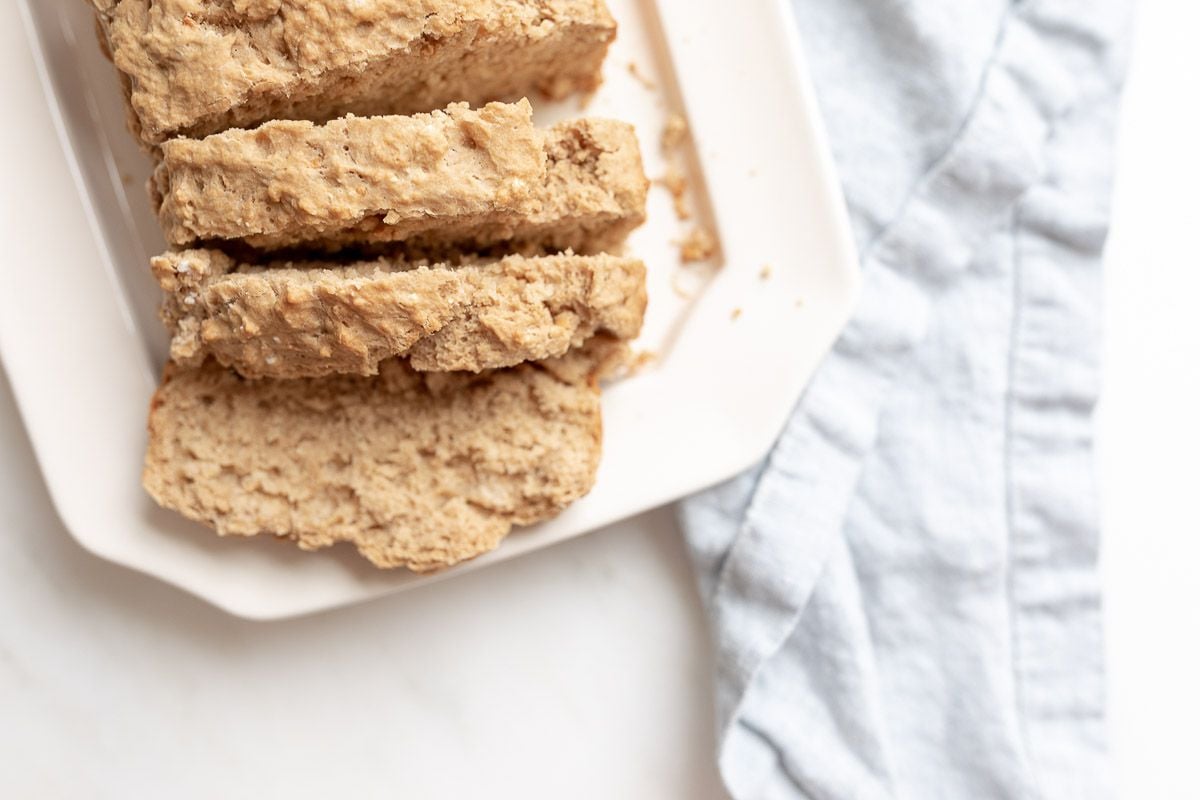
[1,0,860,619]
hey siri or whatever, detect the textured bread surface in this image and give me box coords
[510,117,649,255]
[153,102,544,250]
[142,339,625,572]
[153,248,647,378]
[94,0,616,146]
[154,115,648,255]
[371,118,649,257]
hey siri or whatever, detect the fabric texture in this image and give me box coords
[678,1,1134,797]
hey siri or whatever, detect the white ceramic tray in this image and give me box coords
[2,0,859,619]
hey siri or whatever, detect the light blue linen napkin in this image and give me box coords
[679,1,1134,797]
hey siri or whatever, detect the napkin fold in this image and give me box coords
[680,1,1133,797]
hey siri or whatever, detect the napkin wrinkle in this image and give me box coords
[798,0,1013,247]
[857,2,1017,262]
[1004,96,1120,799]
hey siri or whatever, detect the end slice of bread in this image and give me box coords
[94,0,617,147]
[142,338,626,573]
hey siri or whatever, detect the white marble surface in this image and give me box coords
[0,378,725,798]
[1099,2,1200,798]
[2,1,1197,798]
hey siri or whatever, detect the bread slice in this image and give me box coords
[153,101,545,251]
[154,114,648,255]
[142,338,626,572]
[152,248,647,379]
[92,0,617,147]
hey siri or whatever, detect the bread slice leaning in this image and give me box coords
[154,114,648,256]
[143,338,626,573]
[153,249,647,379]
[92,0,617,147]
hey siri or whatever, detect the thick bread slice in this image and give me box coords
[93,0,617,147]
[142,339,625,572]
[152,249,647,379]
[153,101,544,250]
[154,115,648,255]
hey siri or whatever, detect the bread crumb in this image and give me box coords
[731,308,743,321]
[657,166,691,221]
[795,298,807,309]
[677,226,718,264]
[661,114,689,153]
[626,350,658,377]
[759,265,773,281]
[671,272,694,300]
[628,62,656,91]
[564,342,646,385]
[657,114,694,222]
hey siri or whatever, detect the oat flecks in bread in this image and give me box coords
[154,101,544,250]
[154,114,649,256]
[152,249,648,379]
[95,0,617,146]
[142,340,623,572]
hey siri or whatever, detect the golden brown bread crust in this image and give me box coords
[94,0,617,146]
[152,248,648,379]
[152,101,545,251]
[153,114,648,256]
[142,338,625,572]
